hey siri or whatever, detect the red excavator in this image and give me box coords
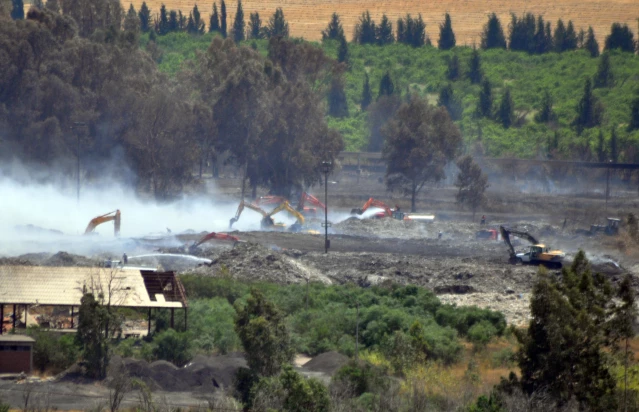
[189,232,241,253]
[84,210,121,237]
[351,198,399,219]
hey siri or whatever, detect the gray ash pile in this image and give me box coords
[300,351,349,376]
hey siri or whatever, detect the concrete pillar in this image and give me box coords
[12,304,16,330]
[0,304,3,335]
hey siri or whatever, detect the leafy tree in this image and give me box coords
[574,78,603,134]
[534,90,556,123]
[235,289,294,377]
[468,47,482,84]
[377,71,394,100]
[353,11,376,45]
[361,72,372,110]
[45,0,60,13]
[438,13,455,50]
[397,14,426,47]
[220,0,227,37]
[515,252,619,410]
[337,34,348,63]
[376,14,393,45]
[611,275,637,412]
[447,54,460,81]
[157,4,169,35]
[584,26,600,57]
[328,77,349,117]
[610,127,618,163]
[138,2,151,33]
[437,83,461,120]
[455,155,488,218]
[597,129,605,162]
[209,3,220,33]
[190,4,204,34]
[481,13,507,49]
[605,23,635,52]
[248,12,262,39]
[368,95,401,152]
[250,365,329,412]
[628,95,639,132]
[60,0,123,37]
[150,329,192,366]
[383,95,462,211]
[265,7,289,38]
[322,12,344,41]
[76,293,116,379]
[594,52,613,88]
[476,79,493,118]
[508,13,535,53]
[10,0,23,19]
[231,0,244,42]
[533,15,552,54]
[497,87,514,128]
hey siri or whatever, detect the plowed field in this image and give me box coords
[131,0,639,45]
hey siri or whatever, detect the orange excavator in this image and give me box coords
[351,198,398,219]
[84,210,121,237]
[189,232,241,252]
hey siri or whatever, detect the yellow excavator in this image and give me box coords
[229,200,287,230]
[268,200,321,233]
[499,226,565,268]
[84,210,121,237]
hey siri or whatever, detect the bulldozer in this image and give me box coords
[84,210,121,237]
[499,226,565,269]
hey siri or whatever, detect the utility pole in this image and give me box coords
[71,122,87,203]
[321,161,332,253]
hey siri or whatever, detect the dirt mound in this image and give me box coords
[190,242,325,284]
[44,251,97,267]
[109,353,247,392]
[0,257,35,266]
[302,351,349,376]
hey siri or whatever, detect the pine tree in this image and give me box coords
[438,13,455,50]
[220,0,227,38]
[322,12,344,41]
[553,19,567,52]
[178,11,187,31]
[594,52,613,88]
[585,26,600,57]
[533,16,551,54]
[605,23,635,52]
[45,0,60,13]
[397,14,426,46]
[168,10,179,33]
[468,47,482,84]
[477,79,493,118]
[577,28,585,48]
[610,127,618,163]
[361,73,372,110]
[378,71,395,100]
[611,275,637,412]
[192,5,204,34]
[535,90,556,123]
[187,13,195,34]
[376,14,393,45]
[209,3,220,33]
[337,35,349,63]
[124,4,140,33]
[480,13,507,49]
[158,5,169,35]
[497,88,514,128]
[447,54,460,81]
[574,78,603,134]
[248,12,262,39]
[10,0,23,19]
[437,83,461,120]
[597,130,606,162]
[328,78,349,118]
[396,18,405,45]
[508,13,535,53]
[353,11,376,44]
[564,20,578,50]
[232,0,245,42]
[628,96,639,132]
[138,2,151,33]
[265,7,289,38]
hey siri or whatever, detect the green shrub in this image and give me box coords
[149,329,192,366]
[26,326,79,373]
[468,320,499,348]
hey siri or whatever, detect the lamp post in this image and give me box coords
[321,161,332,253]
[71,122,87,203]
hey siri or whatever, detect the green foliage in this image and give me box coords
[377,71,395,99]
[497,88,514,128]
[574,78,603,134]
[231,0,244,42]
[138,2,151,33]
[396,14,426,47]
[455,155,489,217]
[76,293,118,379]
[594,52,613,88]
[209,3,220,33]
[438,13,455,50]
[447,54,460,81]
[376,14,394,46]
[628,96,639,132]
[438,83,462,120]
[534,90,556,124]
[26,325,79,373]
[250,365,329,412]
[353,11,376,45]
[604,23,635,53]
[468,47,482,84]
[148,329,192,366]
[329,77,349,117]
[361,73,372,110]
[220,0,227,38]
[477,79,493,118]
[337,35,348,63]
[322,12,344,41]
[248,12,263,39]
[265,7,289,38]
[481,13,507,50]
[333,360,387,396]
[585,26,600,57]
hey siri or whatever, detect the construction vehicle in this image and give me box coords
[351,198,435,221]
[85,210,121,236]
[229,200,287,230]
[256,192,325,217]
[590,218,621,236]
[499,226,565,268]
[476,229,498,240]
[268,201,316,233]
[188,232,241,252]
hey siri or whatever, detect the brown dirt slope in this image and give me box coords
[129,0,639,46]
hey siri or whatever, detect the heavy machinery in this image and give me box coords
[476,229,498,240]
[590,218,621,236]
[85,210,121,237]
[188,232,241,252]
[256,192,326,217]
[268,201,314,233]
[350,198,435,221]
[229,200,286,230]
[499,226,565,268]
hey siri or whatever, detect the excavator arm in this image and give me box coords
[230,200,268,228]
[353,198,393,217]
[268,201,305,231]
[499,226,539,260]
[255,195,287,206]
[298,192,326,213]
[84,210,121,237]
[193,232,241,248]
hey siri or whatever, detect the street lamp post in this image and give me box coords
[71,122,87,203]
[321,161,332,253]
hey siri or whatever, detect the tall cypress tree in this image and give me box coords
[361,73,372,110]
[11,0,24,19]
[534,90,556,123]
[584,26,600,57]
[232,0,245,42]
[328,78,349,118]
[594,52,613,88]
[220,0,227,38]
[497,88,514,128]
[376,14,394,45]
[438,13,456,50]
[564,21,578,50]
[192,5,204,34]
[138,2,151,33]
[337,35,349,63]
[437,83,461,120]
[158,5,169,35]
[353,11,376,44]
[533,15,551,54]
[209,3,220,33]
[605,23,635,52]
[248,12,262,39]
[447,54,460,81]
[574,78,603,134]
[322,12,344,41]
[628,96,639,132]
[378,71,395,100]
[477,79,493,118]
[168,10,179,33]
[553,19,567,52]
[266,7,289,38]
[124,4,140,34]
[480,13,507,49]
[468,47,482,84]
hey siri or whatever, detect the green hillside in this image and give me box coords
[150,33,639,159]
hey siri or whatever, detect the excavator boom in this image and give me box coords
[499,226,563,267]
[84,210,121,237]
[298,192,326,213]
[268,201,306,231]
[230,200,268,228]
[353,197,393,217]
[193,232,241,248]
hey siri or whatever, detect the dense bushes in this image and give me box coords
[26,326,79,373]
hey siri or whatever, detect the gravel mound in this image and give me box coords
[44,251,97,267]
[109,353,247,392]
[302,351,349,376]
